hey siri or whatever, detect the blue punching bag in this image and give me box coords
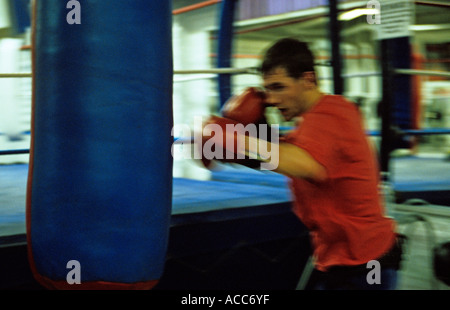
[26,1,173,289]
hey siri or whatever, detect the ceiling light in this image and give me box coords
[409,24,450,31]
[338,8,380,21]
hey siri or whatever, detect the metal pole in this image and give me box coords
[379,39,394,176]
[0,149,30,155]
[329,0,343,95]
[0,73,32,78]
[217,0,237,108]
[395,69,450,78]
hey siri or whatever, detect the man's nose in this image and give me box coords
[264,92,277,106]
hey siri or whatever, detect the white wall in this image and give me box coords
[172,3,219,180]
[0,0,11,29]
[0,38,31,164]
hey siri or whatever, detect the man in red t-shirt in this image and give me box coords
[262,38,399,290]
[200,38,401,289]
[283,94,396,272]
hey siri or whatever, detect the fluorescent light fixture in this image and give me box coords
[338,8,380,21]
[409,24,450,31]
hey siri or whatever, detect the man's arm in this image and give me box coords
[245,135,327,182]
[274,142,327,182]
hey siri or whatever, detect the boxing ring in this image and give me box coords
[2,157,450,289]
[1,0,449,290]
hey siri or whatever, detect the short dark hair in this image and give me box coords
[260,38,315,79]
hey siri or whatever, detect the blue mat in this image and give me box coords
[0,164,292,236]
[209,163,289,188]
[172,177,290,215]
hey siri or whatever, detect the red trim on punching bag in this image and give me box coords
[25,0,38,288]
[30,274,158,290]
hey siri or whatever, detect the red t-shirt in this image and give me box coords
[283,94,396,271]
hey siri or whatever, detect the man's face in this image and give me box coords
[262,67,310,121]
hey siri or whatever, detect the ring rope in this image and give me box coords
[2,68,449,79]
[0,67,260,79]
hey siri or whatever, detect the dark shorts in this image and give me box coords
[307,234,406,290]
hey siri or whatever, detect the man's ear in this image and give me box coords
[302,71,317,87]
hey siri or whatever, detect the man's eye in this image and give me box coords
[267,84,285,92]
[272,85,285,91]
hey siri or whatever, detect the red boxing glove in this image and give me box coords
[198,115,270,169]
[199,116,243,168]
[221,87,267,125]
